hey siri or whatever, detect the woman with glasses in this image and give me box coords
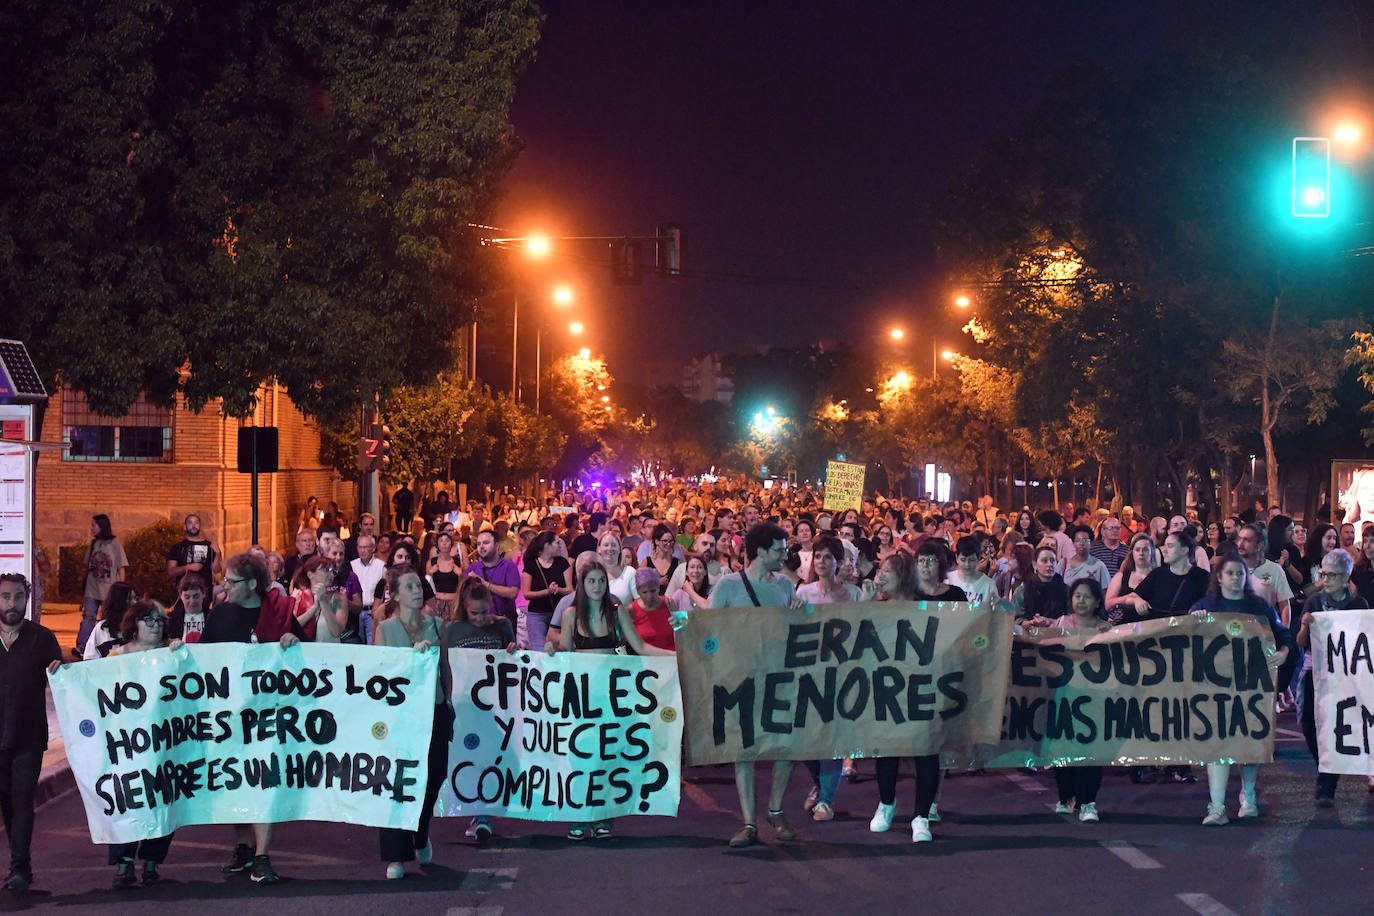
[643,524,680,596]
[107,600,182,887]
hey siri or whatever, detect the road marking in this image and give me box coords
[1004,771,1048,793]
[457,867,518,893]
[446,908,504,916]
[1177,892,1239,916]
[1099,839,1163,870]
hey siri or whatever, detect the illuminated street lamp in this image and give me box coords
[569,321,584,335]
[890,327,905,340]
[527,235,551,258]
[553,285,574,305]
[941,349,956,361]
[1333,122,1363,144]
[955,295,971,307]
[579,347,591,360]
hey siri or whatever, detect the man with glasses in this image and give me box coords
[0,574,62,894]
[709,523,805,848]
[1295,549,1369,806]
[199,554,303,885]
[1090,517,1129,578]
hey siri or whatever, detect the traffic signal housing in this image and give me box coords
[1292,137,1330,218]
[657,224,682,277]
[357,423,391,472]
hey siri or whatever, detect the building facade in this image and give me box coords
[36,382,353,559]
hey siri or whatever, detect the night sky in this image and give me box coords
[490,1,1195,386]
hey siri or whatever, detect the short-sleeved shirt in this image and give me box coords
[84,537,128,602]
[167,538,216,576]
[447,617,514,651]
[709,571,795,609]
[376,614,449,703]
[1062,555,1111,592]
[1247,559,1294,607]
[1089,541,1130,578]
[464,558,521,620]
[0,621,63,751]
[947,572,997,605]
[1131,566,1211,617]
[526,557,571,617]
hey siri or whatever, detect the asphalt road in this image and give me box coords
[2,717,1369,916]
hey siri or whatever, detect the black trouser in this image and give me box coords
[0,747,43,876]
[875,755,941,816]
[108,833,174,865]
[379,703,450,862]
[1300,671,1340,798]
[1053,766,1103,805]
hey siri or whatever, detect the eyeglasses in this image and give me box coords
[223,576,249,585]
[141,616,166,625]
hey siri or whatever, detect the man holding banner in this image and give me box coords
[1298,548,1369,806]
[708,522,803,848]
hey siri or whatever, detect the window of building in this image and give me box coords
[62,388,172,462]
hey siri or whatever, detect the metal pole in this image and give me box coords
[251,446,260,545]
[470,322,477,381]
[511,293,518,400]
[535,329,542,414]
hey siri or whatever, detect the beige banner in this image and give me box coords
[942,613,1279,769]
[677,601,1014,765]
[822,460,865,512]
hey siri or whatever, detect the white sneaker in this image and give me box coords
[1054,801,1074,815]
[1202,804,1229,826]
[464,822,478,838]
[1237,796,1258,818]
[385,862,404,880]
[911,816,933,843]
[869,802,896,833]
[1078,802,1098,823]
[926,802,940,823]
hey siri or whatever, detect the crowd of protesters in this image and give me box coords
[3,480,1369,894]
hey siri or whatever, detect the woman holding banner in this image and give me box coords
[1027,579,1109,822]
[1105,533,1157,622]
[107,600,182,887]
[375,565,453,879]
[862,549,960,842]
[1188,555,1292,824]
[796,539,862,822]
[552,561,674,840]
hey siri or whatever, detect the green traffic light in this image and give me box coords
[1292,137,1330,218]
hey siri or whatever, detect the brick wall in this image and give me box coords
[36,383,355,564]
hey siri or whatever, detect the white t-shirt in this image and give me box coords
[947,571,998,606]
[1247,559,1293,607]
[795,580,862,604]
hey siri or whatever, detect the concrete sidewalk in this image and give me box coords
[37,603,81,807]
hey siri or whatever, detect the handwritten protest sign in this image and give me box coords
[435,649,682,820]
[1312,608,1374,775]
[51,644,439,844]
[676,601,1013,765]
[823,460,865,512]
[943,614,1279,769]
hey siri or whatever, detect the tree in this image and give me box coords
[1223,315,1351,508]
[0,0,541,423]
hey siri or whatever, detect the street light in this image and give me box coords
[527,235,551,258]
[890,327,905,340]
[579,347,591,360]
[955,295,971,307]
[553,285,574,305]
[941,349,956,361]
[569,321,584,335]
